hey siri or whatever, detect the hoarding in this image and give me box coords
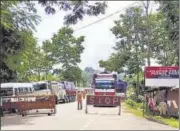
[145,66,179,87]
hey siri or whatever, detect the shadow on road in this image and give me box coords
[1,113,51,127]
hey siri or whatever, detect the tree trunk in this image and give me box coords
[38,69,41,81]
[144,0,151,66]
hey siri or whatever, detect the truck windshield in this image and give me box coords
[95,80,115,89]
[33,83,48,91]
[1,88,13,96]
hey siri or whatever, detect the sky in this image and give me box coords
[34,1,159,71]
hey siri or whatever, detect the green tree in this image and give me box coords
[0,1,41,82]
[157,1,179,65]
[61,66,83,86]
[38,1,107,25]
[82,67,96,87]
[42,27,85,69]
[100,6,147,74]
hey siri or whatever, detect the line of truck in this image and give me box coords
[1,81,78,106]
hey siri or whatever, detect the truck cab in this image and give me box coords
[60,81,76,102]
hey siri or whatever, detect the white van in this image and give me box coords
[32,81,52,95]
[1,83,34,97]
[1,83,34,113]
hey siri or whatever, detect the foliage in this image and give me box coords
[153,116,178,128]
[0,1,41,82]
[42,27,85,70]
[1,1,41,31]
[99,2,179,98]
[1,0,107,82]
[38,0,107,25]
[157,1,179,65]
[82,67,96,87]
[99,6,150,74]
[124,102,178,128]
[61,66,82,84]
[126,99,143,109]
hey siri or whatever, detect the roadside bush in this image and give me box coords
[126,99,144,110]
[136,95,144,103]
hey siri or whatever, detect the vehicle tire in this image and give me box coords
[69,96,72,102]
[62,99,66,103]
[67,96,70,103]
[11,109,16,113]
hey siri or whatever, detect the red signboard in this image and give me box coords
[86,95,121,106]
[145,66,179,79]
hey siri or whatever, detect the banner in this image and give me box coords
[145,66,179,87]
[145,66,179,79]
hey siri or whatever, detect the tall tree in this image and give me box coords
[61,66,83,85]
[83,67,96,87]
[42,27,85,70]
[0,1,41,82]
[158,1,179,65]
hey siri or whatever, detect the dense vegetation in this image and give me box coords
[99,1,179,96]
[0,1,107,85]
[1,1,178,88]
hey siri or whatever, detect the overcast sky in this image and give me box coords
[34,1,159,71]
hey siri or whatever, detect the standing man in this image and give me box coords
[77,90,83,110]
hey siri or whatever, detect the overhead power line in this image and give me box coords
[74,2,140,32]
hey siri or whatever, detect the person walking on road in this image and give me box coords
[77,90,83,110]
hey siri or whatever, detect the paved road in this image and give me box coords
[1,100,178,130]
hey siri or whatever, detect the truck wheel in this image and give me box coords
[69,96,72,102]
[62,99,66,103]
[67,97,70,103]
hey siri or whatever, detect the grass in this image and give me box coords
[123,102,144,117]
[123,102,179,128]
[153,116,179,128]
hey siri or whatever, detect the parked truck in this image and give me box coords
[60,81,76,103]
[32,81,66,104]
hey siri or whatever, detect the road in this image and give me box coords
[1,100,178,130]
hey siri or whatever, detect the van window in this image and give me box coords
[33,83,48,91]
[19,88,24,93]
[24,87,29,93]
[30,87,33,92]
[1,88,13,96]
[15,88,19,95]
